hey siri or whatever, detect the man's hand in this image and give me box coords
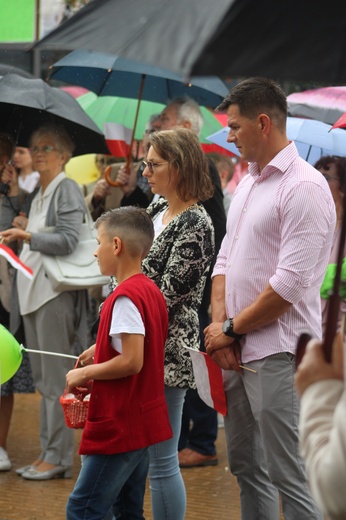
[204,321,234,354]
[295,334,344,397]
[209,342,242,371]
[115,164,137,195]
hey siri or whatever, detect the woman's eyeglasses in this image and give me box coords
[142,160,168,174]
[30,146,57,155]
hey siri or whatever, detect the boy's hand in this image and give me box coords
[78,344,96,367]
[66,367,91,394]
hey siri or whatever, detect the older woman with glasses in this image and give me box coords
[0,124,89,481]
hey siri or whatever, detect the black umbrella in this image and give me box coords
[0,73,110,156]
[34,0,346,84]
[0,64,34,79]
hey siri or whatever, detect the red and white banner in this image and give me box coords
[104,122,133,158]
[0,243,33,280]
[185,347,227,416]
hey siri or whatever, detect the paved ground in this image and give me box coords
[0,392,283,520]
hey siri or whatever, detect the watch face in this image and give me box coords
[222,319,232,335]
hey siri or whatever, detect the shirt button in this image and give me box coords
[254,182,258,187]
[235,235,239,240]
[243,207,247,212]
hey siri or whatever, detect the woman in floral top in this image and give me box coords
[107,128,215,520]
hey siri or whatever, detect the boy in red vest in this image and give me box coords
[65,206,172,520]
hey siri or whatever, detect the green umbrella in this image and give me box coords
[76,91,223,146]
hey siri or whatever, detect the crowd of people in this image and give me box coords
[0,77,345,520]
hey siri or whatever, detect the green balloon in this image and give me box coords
[0,324,25,384]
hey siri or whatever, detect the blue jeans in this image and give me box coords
[111,452,149,520]
[112,386,187,520]
[148,386,187,520]
[66,448,148,520]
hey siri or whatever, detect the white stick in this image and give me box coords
[24,348,78,360]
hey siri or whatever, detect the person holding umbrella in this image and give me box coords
[0,124,89,481]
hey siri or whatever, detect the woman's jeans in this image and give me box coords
[66,448,148,520]
[113,386,187,520]
[148,386,187,520]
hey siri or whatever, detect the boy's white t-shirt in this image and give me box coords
[109,295,145,354]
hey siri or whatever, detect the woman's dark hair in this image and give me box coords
[314,155,346,194]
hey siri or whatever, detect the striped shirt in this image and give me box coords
[213,142,336,362]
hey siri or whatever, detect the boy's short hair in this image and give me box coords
[96,206,154,258]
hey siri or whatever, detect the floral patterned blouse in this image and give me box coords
[110,197,215,388]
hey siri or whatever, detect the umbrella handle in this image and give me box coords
[104,152,133,187]
[104,165,122,187]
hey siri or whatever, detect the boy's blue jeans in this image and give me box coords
[66,448,148,520]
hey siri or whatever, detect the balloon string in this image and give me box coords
[24,348,78,360]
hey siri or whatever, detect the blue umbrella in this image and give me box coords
[206,117,346,165]
[49,49,229,107]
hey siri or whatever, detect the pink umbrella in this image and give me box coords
[287,87,346,126]
[331,111,346,130]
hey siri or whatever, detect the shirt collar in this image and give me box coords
[248,141,299,180]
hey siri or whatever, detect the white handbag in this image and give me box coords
[41,206,109,292]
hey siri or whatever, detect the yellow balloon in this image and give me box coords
[65,154,100,187]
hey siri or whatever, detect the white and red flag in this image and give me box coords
[0,243,33,280]
[103,122,133,158]
[185,347,227,416]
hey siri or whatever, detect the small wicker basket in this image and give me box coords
[60,390,89,429]
[60,360,91,429]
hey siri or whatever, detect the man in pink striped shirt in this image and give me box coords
[205,78,335,520]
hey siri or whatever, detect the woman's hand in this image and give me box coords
[13,212,28,230]
[0,227,28,243]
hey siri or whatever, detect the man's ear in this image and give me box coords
[258,114,271,135]
[180,120,192,130]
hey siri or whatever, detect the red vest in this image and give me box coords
[80,273,172,455]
